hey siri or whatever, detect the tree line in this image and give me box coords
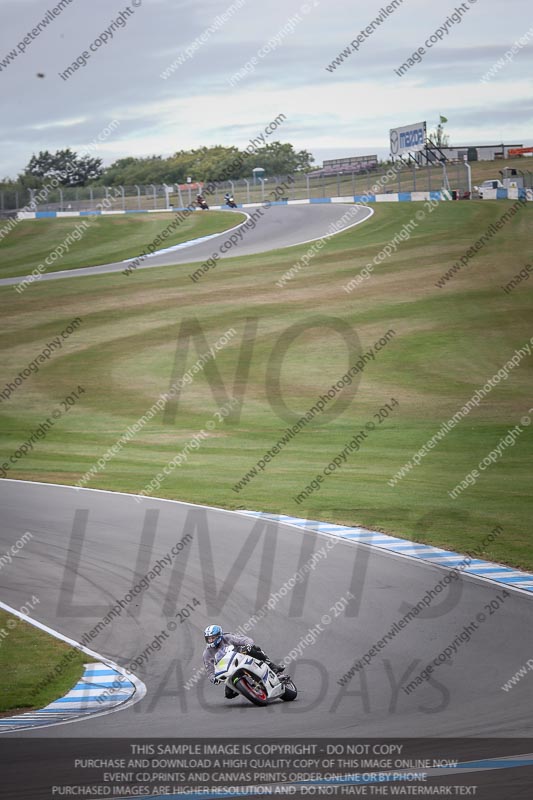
[1,142,315,190]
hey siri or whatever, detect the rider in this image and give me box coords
[224,192,235,206]
[203,624,285,699]
[196,194,208,209]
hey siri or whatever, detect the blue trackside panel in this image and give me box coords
[35,211,57,218]
[429,192,441,201]
[398,193,411,201]
[80,210,102,215]
[354,194,376,202]
[309,197,331,203]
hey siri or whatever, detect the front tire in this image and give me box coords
[234,673,268,706]
[281,680,297,701]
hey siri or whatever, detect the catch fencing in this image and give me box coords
[0,162,474,214]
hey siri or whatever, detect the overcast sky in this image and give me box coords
[1,0,532,177]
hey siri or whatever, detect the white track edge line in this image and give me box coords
[0,596,146,733]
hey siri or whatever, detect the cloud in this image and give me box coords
[0,0,531,177]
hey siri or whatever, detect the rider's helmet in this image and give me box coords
[204,624,223,648]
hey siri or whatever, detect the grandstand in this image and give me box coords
[308,154,379,177]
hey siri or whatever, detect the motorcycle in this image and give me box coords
[224,196,238,209]
[214,645,297,706]
[196,197,209,210]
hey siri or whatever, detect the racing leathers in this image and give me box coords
[203,632,285,698]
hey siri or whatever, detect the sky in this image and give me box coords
[1,0,532,178]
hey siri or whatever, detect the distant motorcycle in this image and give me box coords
[224,195,238,209]
[214,645,297,706]
[196,195,209,210]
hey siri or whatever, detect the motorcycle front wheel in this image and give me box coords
[281,679,297,701]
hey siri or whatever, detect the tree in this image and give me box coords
[14,141,315,187]
[242,142,314,176]
[24,149,103,186]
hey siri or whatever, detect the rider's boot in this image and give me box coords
[265,659,285,675]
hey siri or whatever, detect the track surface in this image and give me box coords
[0,204,373,285]
[1,480,532,740]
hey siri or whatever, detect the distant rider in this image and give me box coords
[203,624,285,699]
[196,194,209,210]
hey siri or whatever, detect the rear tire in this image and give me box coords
[234,673,268,706]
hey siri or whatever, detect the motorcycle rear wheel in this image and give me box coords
[234,673,268,706]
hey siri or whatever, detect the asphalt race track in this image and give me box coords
[0,203,373,285]
[1,480,532,741]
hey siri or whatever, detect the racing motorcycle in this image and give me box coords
[214,645,297,706]
[224,196,238,208]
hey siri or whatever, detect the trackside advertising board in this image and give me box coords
[390,121,427,157]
